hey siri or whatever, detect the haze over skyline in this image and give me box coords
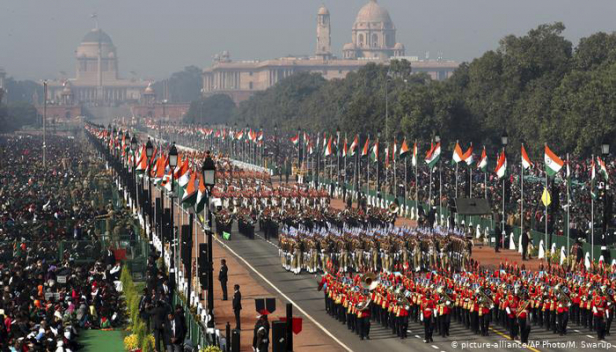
[2,0,616,81]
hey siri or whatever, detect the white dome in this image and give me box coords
[355,0,393,26]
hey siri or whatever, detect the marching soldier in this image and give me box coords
[504,293,518,340]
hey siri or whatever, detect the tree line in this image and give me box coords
[186,22,616,159]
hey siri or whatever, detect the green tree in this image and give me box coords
[184,94,236,125]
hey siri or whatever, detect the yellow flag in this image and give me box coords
[541,187,551,207]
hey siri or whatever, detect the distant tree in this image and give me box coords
[0,101,39,132]
[5,78,43,104]
[153,66,203,103]
[185,94,236,125]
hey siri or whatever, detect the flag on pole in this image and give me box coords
[477,146,488,172]
[544,145,564,177]
[591,157,597,199]
[384,143,390,168]
[598,156,609,180]
[181,172,198,208]
[399,138,410,159]
[521,144,532,169]
[195,172,208,213]
[412,142,418,167]
[342,137,348,158]
[541,187,552,207]
[425,142,441,169]
[392,139,397,163]
[452,142,463,164]
[462,144,473,166]
[290,133,299,145]
[349,135,359,157]
[361,137,370,158]
[370,140,379,163]
[495,150,507,179]
[324,137,334,157]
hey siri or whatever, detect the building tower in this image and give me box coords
[316,5,332,60]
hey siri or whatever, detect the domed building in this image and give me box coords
[202,1,457,104]
[46,26,147,106]
[343,0,405,59]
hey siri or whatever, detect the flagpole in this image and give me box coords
[521,144,524,245]
[566,153,571,255]
[393,140,397,201]
[415,141,418,219]
[367,134,371,198]
[591,153,595,262]
[545,163,548,259]
[455,140,459,199]
[469,160,473,197]
[404,157,408,211]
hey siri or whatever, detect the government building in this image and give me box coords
[45,26,148,106]
[202,0,459,104]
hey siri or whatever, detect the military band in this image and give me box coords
[318,261,616,344]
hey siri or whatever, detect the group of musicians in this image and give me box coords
[318,261,616,343]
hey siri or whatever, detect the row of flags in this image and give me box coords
[288,130,610,183]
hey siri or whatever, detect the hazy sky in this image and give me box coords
[2,0,616,81]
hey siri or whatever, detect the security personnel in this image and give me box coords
[422,291,435,343]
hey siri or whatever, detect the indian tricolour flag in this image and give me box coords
[399,138,410,159]
[521,144,532,170]
[342,137,348,158]
[591,157,597,199]
[349,135,359,158]
[361,137,370,158]
[324,137,333,157]
[462,144,473,166]
[495,151,507,179]
[544,145,564,177]
[196,172,208,213]
[181,172,198,209]
[452,142,464,164]
[370,140,379,163]
[290,133,299,146]
[411,142,418,167]
[175,157,190,188]
[598,156,609,180]
[425,142,441,169]
[477,146,488,172]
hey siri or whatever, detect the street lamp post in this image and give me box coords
[202,151,217,311]
[168,143,179,288]
[146,138,154,242]
[501,130,508,241]
[131,135,138,213]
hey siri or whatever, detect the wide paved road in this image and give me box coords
[216,223,616,352]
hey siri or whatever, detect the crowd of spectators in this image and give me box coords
[0,133,134,351]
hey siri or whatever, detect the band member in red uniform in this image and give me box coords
[358,296,371,340]
[397,300,409,339]
[556,286,570,336]
[422,291,435,343]
[504,293,519,340]
[517,292,531,344]
[592,290,608,340]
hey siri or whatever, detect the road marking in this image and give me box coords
[431,345,439,349]
[575,329,581,333]
[213,234,354,352]
[415,335,421,339]
[488,327,540,352]
[586,335,595,338]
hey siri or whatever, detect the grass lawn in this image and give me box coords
[79,329,126,352]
